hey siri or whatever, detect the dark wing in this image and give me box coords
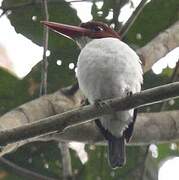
[61,82,79,96]
[95,119,126,168]
[124,108,137,142]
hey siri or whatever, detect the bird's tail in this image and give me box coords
[108,135,126,169]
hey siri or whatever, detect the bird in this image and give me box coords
[42,20,143,168]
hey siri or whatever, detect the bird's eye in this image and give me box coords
[92,26,103,32]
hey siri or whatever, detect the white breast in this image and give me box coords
[76,38,143,102]
[76,38,143,136]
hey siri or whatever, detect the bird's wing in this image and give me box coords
[124,108,138,142]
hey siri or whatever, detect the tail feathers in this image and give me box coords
[108,135,126,169]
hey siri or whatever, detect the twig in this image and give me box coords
[40,0,73,176]
[112,0,125,31]
[40,0,49,95]
[58,143,72,180]
[119,0,148,38]
[1,1,51,179]
[0,82,179,145]
[0,157,58,180]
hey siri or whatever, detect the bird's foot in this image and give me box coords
[81,98,90,106]
[94,99,114,114]
[126,90,133,96]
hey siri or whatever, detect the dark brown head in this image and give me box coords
[42,21,120,40]
[79,21,120,39]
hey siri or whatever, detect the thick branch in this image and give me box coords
[0,88,82,156]
[138,20,179,72]
[0,82,179,146]
[49,110,179,146]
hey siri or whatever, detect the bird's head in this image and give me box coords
[42,21,120,48]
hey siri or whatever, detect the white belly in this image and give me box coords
[76,38,143,136]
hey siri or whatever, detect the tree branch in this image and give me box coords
[0,82,179,146]
[50,110,179,146]
[40,0,49,95]
[120,0,148,38]
[58,142,72,180]
[0,157,58,180]
[138,20,179,72]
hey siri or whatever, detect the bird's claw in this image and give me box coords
[81,98,90,106]
[126,90,132,96]
[94,99,114,114]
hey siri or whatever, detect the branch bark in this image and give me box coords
[51,110,179,146]
[0,82,179,146]
[138,20,179,72]
[0,88,82,156]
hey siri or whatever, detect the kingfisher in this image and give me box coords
[42,21,143,168]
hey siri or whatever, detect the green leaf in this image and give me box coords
[2,0,81,93]
[126,0,179,46]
